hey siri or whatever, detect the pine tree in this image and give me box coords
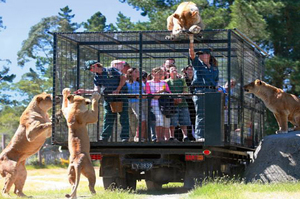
[83,12,117,32]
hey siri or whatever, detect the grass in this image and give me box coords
[189,180,300,199]
[0,167,300,199]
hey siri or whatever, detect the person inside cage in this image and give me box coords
[74,60,130,142]
[166,65,191,142]
[163,58,176,70]
[145,67,171,142]
[126,67,147,142]
[183,65,196,141]
[189,35,219,142]
[142,71,157,142]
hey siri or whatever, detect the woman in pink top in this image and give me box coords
[145,67,171,142]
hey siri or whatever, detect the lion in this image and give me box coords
[62,88,100,199]
[244,79,300,134]
[0,92,56,197]
[166,1,204,40]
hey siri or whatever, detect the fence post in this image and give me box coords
[1,134,6,150]
[38,150,42,166]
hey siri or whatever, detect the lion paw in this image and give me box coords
[189,25,201,34]
[165,35,176,41]
[92,92,101,101]
[173,29,183,36]
[62,88,71,96]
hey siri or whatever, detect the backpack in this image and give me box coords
[158,94,177,118]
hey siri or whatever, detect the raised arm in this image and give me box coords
[189,34,195,60]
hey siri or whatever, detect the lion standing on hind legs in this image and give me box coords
[244,79,300,134]
[62,88,100,199]
[0,92,55,197]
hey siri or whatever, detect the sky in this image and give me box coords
[0,0,148,82]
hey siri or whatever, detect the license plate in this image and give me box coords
[185,154,204,161]
[131,162,153,170]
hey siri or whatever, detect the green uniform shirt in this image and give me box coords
[166,78,188,107]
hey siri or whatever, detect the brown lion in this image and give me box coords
[244,79,300,134]
[62,88,100,199]
[166,1,204,40]
[0,92,56,197]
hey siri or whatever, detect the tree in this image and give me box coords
[0,60,16,110]
[58,6,79,32]
[0,106,24,139]
[83,12,117,32]
[0,0,6,31]
[15,7,78,106]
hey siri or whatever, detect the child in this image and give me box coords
[145,67,171,142]
[166,65,191,142]
[126,68,147,142]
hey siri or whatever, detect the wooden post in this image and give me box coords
[38,150,42,166]
[1,134,6,150]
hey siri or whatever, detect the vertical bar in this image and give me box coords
[52,33,57,145]
[139,32,143,142]
[226,30,231,144]
[97,51,100,141]
[240,35,245,146]
[76,44,80,90]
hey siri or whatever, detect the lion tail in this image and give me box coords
[65,153,85,199]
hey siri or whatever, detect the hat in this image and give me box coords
[84,60,99,70]
[111,60,127,71]
[196,49,211,55]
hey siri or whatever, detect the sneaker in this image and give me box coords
[134,136,139,142]
[121,139,129,142]
[183,137,190,142]
[196,138,205,142]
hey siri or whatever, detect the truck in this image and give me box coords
[51,29,266,190]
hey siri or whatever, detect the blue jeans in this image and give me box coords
[101,100,129,140]
[192,89,216,139]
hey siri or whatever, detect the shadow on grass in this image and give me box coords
[136,187,189,195]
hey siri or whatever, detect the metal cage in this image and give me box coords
[51,29,265,149]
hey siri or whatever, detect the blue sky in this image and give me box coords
[0,0,148,82]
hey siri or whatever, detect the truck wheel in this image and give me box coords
[103,177,117,190]
[126,173,137,190]
[146,180,162,190]
[183,175,194,190]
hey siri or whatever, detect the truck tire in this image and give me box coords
[183,174,194,189]
[146,180,162,190]
[126,173,137,190]
[103,177,117,189]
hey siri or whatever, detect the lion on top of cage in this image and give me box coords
[166,1,204,40]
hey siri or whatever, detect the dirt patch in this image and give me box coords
[244,131,300,183]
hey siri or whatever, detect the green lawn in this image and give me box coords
[0,167,299,199]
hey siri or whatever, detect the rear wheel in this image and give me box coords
[103,177,117,190]
[146,180,162,190]
[126,173,137,190]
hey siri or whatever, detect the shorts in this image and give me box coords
[152,104,170,128]
[129,101,147,121]
[170,107,191,127]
